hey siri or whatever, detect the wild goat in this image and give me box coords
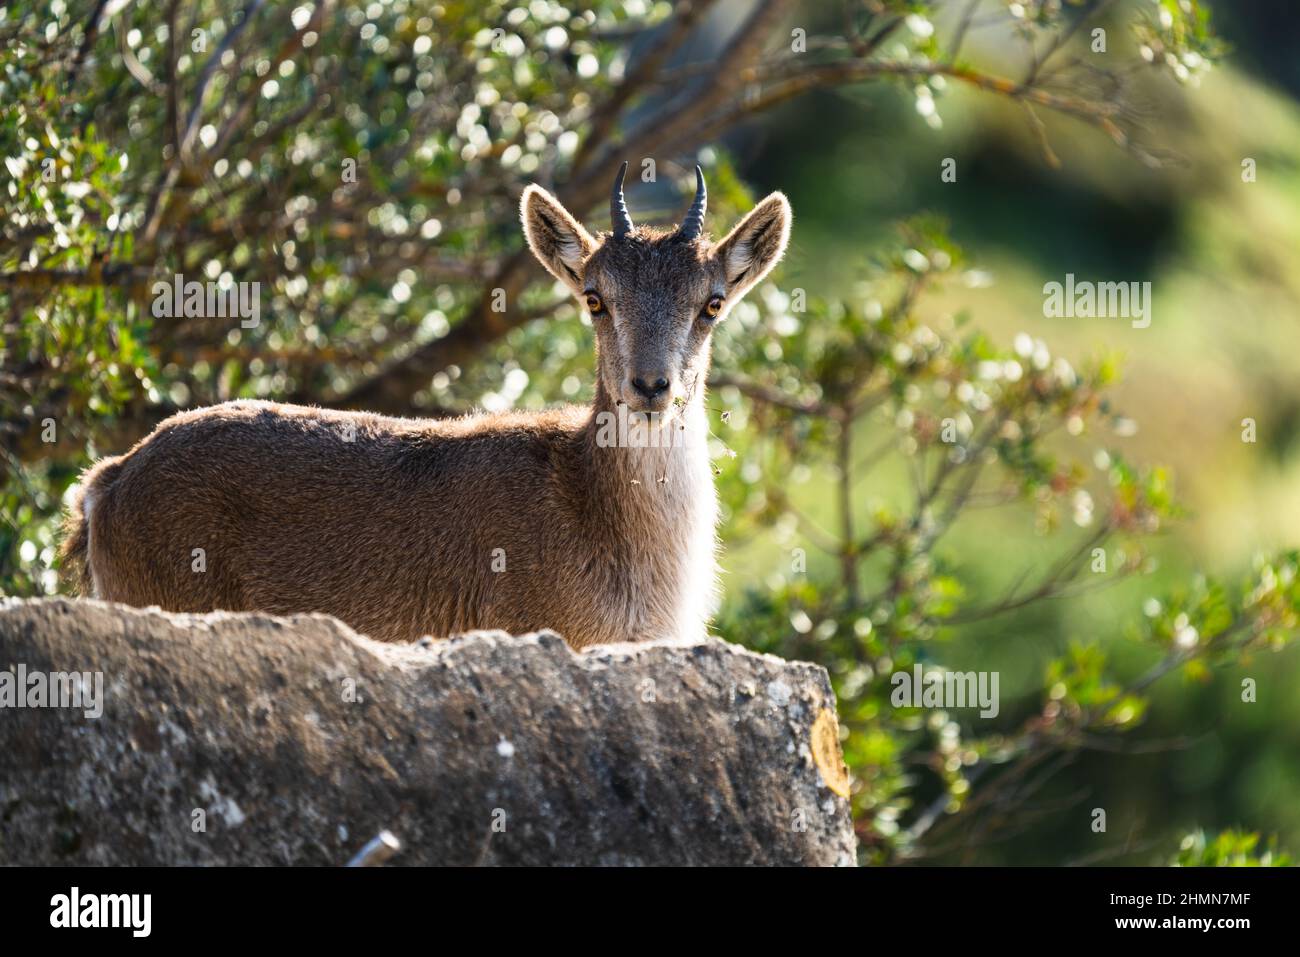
[60,165,792,648]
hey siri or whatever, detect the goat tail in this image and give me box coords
[59,485,93,596]
[58,456,124,597]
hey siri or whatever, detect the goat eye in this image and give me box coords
[585,293,603,313]
[704,296,724,319]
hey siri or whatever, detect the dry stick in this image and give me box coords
[904,760,992,849]
[166,0,183,149]
[664,58,1142,247]
[947,0,983,62]
[837,408,860,604]
[707,371,830,416]
[843,1,868,57]
[956,750,1082,862]
[337,248,532,411]
[1073,730,1204,755]
[961,791,1089,864]
[765,486,842,556]
[0,265,152,292]
[940,522,1112,625]
[179,0,269,156]
[162,8,327,290]
[150,0,185,373]
[574,0,800,192]
[66,0,115,87]
[917,410,999,510]
[572,0,723,174]
[209,0,326,160]
[852,432,899,478]
[1065,833,1165,867]
[116,19,163,94]
[1022,0,1119,88]
[927,452,987,544]
[860,13,904,57]
[140,0,269,245]
[210,100,332,209]
[346,830,402,867]
[908,741,1051,850]
[1022,101,1061,169]
[1115,614,1264,706]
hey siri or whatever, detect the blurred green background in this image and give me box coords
[733,0,1300,862]
[2,0,1297,865]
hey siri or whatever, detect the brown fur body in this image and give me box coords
[62,393,717,647]
[60,171,790,648]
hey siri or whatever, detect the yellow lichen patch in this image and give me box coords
[810,708,850,799]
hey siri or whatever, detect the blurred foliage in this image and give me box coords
[709,223,1297,863]
[2,0,1293,864]
[1173,829,1293,867]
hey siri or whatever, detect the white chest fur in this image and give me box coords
[612,405,719,641]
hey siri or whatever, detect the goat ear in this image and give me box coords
[715,192,791,299]
[521,185,596,291]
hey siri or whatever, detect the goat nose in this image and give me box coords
[631,375,670,399]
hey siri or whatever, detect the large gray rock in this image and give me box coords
[0,598,856,866]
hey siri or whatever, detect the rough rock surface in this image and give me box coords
[0,598,856,866]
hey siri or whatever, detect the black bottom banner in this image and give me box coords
[1,864,1291,943]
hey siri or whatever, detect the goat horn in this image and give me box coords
[610,161,634,238]
[676,165,707,241]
